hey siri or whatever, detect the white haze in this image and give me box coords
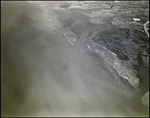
[1,1,148,117]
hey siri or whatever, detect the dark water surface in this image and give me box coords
[1,1,149,117]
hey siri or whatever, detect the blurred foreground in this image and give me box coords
[1,1,149,117]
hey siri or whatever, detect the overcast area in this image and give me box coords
[1,1,149,117]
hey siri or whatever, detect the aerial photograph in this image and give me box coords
[1,1,149,117]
